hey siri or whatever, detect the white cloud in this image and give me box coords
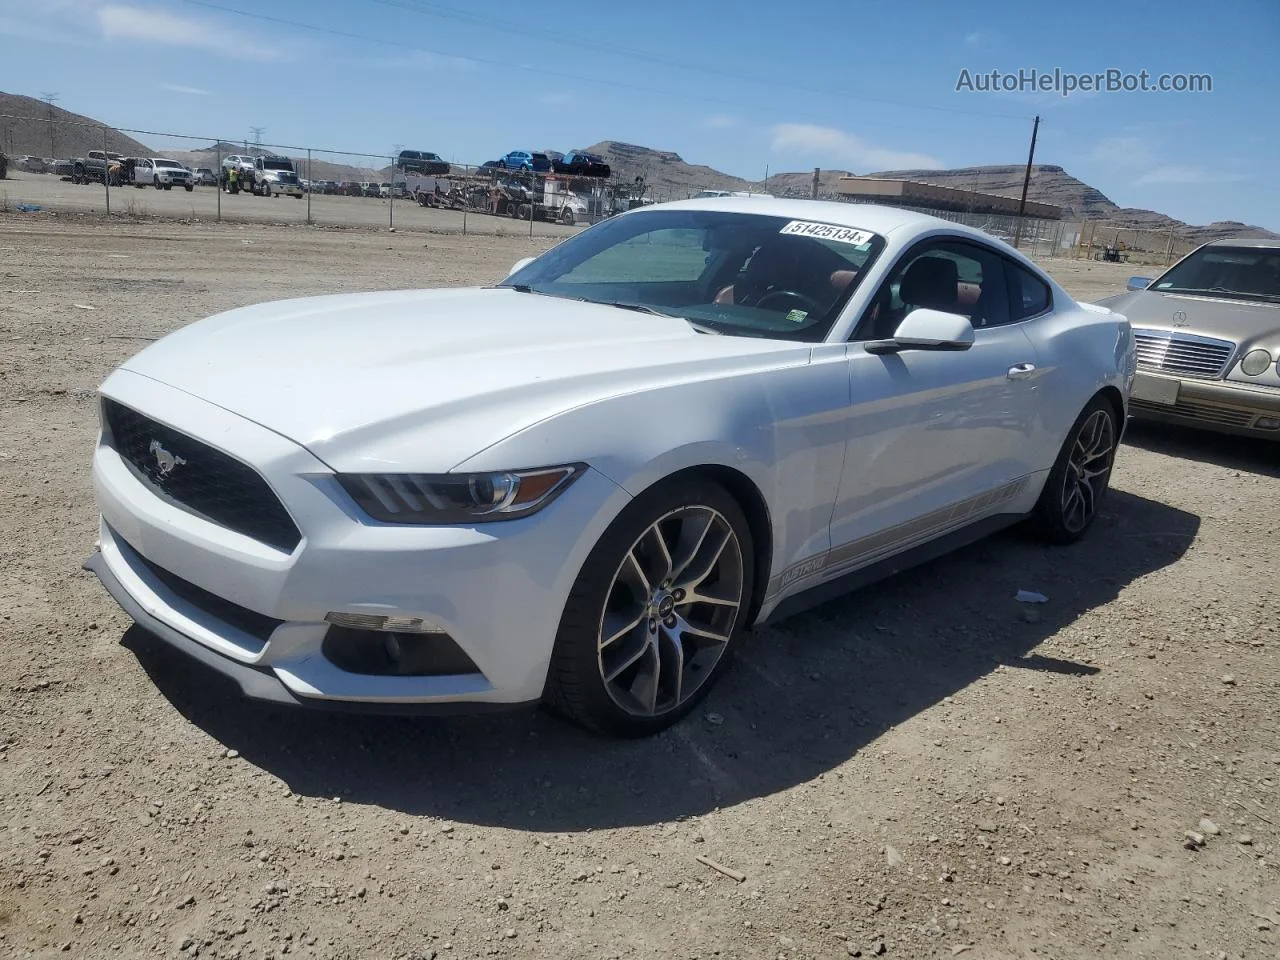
[704,114,737,129]
[98,4,285,61]
[769,123,942,171]
[1135,165,1245,186]
[1089,136,1154,169]
[964,31,982,44]
[156,83,210,96]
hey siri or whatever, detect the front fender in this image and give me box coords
[454,353,850,594]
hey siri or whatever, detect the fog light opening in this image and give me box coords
[322,625,480,677]
[1255,417,1280,431]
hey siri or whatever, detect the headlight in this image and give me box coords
[1240,349,1273,376]
[337,464,583,524]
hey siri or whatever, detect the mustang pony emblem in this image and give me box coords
[148,440,187,477]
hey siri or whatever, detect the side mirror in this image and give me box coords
[506,256,536,278]
[865,309,975,355]
[1126,276,1153,291]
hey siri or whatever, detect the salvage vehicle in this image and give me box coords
[498,150,552,172]
[85,199,1133,735]
[220,155,257,192]
[193,167,217,186]
[1095,238,1280,439]
[554,150,611,178]
[396,149,450,175]
[73,150,124,185]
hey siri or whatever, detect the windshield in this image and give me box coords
[1150,246,1280,303]
[262,159,292,171]
[500,209,885,341]
[154,160,181,168]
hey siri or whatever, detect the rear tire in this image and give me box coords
[1028,395,1118,544]
[543,478,754,737]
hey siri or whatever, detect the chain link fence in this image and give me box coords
[0,112,1206,264]
[0,114,646,237]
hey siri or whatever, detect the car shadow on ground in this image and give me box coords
[123,488,1198,831]
[1122,420,1279,477]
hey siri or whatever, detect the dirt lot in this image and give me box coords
[0,171,581,239]
[1,216,1277,960]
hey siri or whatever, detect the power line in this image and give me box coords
[177,0,1028,131]
[359,0,1029,122]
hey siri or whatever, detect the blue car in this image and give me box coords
[498,150,552,173]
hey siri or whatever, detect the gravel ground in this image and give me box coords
[1,216,1277,960]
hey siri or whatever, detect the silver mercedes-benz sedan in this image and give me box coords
[1096,238,1280,440]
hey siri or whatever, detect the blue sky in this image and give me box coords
[2,0,1277,228]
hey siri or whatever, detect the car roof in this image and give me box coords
[639,197,986,239]
[1203,237,1280,250]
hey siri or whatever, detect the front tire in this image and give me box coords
[1028,395,1118,544]
[154,177,162,190]
[543,478,754,736]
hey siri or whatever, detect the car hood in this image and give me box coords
[117,288,811,472]
[1097,289,1280,350]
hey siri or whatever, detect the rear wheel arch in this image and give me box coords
[1097,385,1126,434]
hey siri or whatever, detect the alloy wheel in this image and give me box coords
[597,505,744,717]
[1060,409,1115,534]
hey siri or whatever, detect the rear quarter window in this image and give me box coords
[1007,263,1052,319]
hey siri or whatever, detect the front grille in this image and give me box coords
[102,399,302,553]
[128,540,283,644]
[1134,329,1235,379]
[1131,398,1260,427]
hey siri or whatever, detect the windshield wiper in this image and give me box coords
[596,300,676,318]
[596,300,723,335]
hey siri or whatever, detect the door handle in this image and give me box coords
[1007,362,1036,380]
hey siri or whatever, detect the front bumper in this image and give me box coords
[265,181,303,196]
[89,371,631,711]
[1129,369,1280,439]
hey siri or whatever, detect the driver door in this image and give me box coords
[826,238,1042,567]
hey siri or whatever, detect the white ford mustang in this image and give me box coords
[86,198,1135,736]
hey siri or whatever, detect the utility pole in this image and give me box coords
[811,167,820,200]
[1014,114,1040,247]
[250,126,265,152]
[39,92,59,158]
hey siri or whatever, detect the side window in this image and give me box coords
[855,239,1011,339]
[1006,262,1053,320]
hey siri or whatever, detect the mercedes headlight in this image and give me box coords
[1239,349,1273,376]
[338,465,582,524]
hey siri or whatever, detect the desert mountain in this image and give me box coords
[0,92,149,159]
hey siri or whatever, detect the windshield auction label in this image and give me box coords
[779,220,873,246]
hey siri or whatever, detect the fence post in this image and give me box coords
[462,166,468,236]
[102,126,110,218]
[306,149,312,225]
[388,156,394,230]
[528,174,535,238]
[215,145,221,222]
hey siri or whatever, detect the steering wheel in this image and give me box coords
[755,288,825,315]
